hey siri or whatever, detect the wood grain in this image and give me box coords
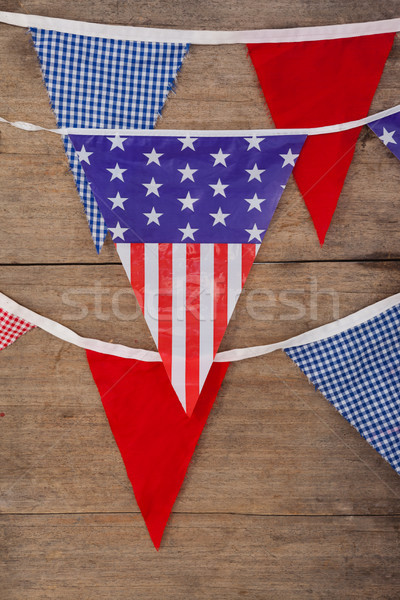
[0,0,400,597]
[1,514,400,600]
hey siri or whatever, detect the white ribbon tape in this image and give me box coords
[0,11,399,44]
[1,104,399,137]
[1,291,399,363]
[0,292,161,362]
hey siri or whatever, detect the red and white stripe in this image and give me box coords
[116,243,259,415]
[0,307,35,350]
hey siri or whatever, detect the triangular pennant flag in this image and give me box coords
[30,27,189,252]
[70,132,306,414]
[284,303,400,475]
[368,109,400,161]
[86,349,229,548]
[247,33,395,243]
[0,307,35,350]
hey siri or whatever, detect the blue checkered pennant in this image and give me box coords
[285,304,400,474]
[30,28,189,252]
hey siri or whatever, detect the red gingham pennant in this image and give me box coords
[0,308,35,350]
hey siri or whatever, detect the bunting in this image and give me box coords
[1,10,400,550]
[0,307,35,350]
[29,27,189,251]
[247,33,396,243]
[368,110,400,160]
[2,106,400,412]
[1,11,400,245]
[86,350,229,549]
[285,304,400,473]
[69,131,306,414]
[1,291,400,547]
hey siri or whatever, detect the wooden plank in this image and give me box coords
[1,514,399,599]
[1,263,400,515]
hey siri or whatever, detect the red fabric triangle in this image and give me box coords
[86,349,229,549]
[247,33,395,243]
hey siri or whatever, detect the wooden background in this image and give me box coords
[1,1,400,598]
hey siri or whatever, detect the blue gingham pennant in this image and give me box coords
[285,304,400,474]
[30,27,189,252]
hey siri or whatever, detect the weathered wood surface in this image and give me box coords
[1,515,400,600]
[0,0,400,598]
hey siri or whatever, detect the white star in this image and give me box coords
[142,177,163,197]
[178,163,197,182]
[178,136,198,151]
[245,223,265,242]
[209,178,229,197]
[210,207,230,226]
[109,222,128,241]
[178,222,198,241]
[107,163,127,182]
[107,134,128,151]
[108,191,128,210]
[210,148,230,167]
[244,193,266,212]
[280,148,300,167]
[246,164,265,182]
[143,148,163,166]
[379,127,397,146]
[244,136,265,151]
[178,192,199,211]
[143,207,163,225]
[76,145,93,164]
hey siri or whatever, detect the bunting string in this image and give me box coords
[1,290,399,364]
[1,104,400,136]
[2,106,400,410]
[1,10,400,547]
[1,11,399,248]
[2,289,400,546]
[1,11,399,43]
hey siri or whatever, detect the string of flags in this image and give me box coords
[0,11,399,248]
[1,290,400,548]
[1,11,400,549]
[1,105,399,414]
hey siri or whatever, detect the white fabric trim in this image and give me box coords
[214,292,400,362]
[0,11,399,44]
[1,105,400,138]
[0,292,161,361]
[1,291,399,363]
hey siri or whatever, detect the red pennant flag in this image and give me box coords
[247,33,395,243]
[86,350,229,549]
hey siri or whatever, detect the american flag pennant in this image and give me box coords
[368,108,400,161]
[70,132,306,415]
